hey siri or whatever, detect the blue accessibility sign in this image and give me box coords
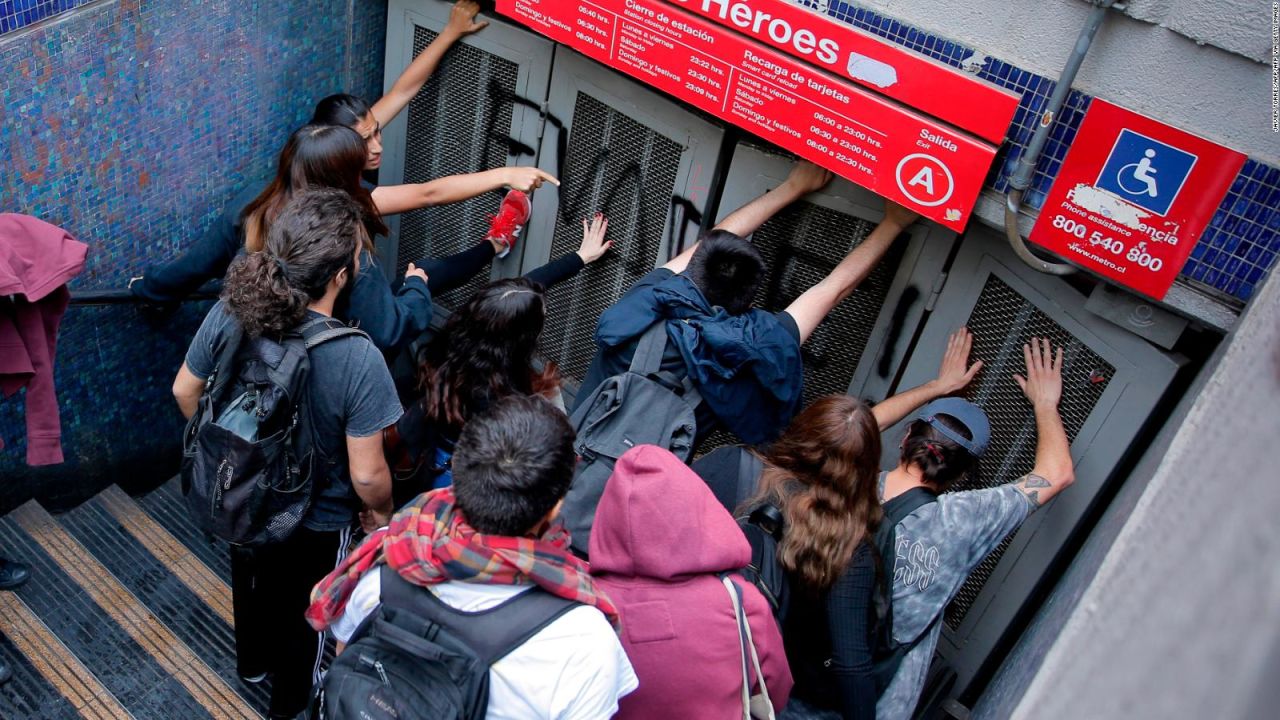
[1095,129,1198,216]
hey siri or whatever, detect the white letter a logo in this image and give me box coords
[908,167,935,195]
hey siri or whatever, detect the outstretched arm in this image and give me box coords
[370,0,488,126]
[372,166,558,215]
[871,328,983,430]
[1011,338,1075,506]
[784,200,919,344]
[662,160,832,273]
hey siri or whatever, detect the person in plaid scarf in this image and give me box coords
[309,394,637,718]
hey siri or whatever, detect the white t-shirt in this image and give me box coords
[331,572,638,720]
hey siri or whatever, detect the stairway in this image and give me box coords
[0,479,280,719]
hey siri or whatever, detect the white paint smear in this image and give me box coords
[846,53,898,88]
[960,53,989,73]
[1067,184,1150,229]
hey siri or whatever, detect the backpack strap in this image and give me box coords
[628,320,669,375]
[629,320,702,407]
[206,322,247,400]
[871,486,940,690]
[298,315,367,349]
[735,447,764,511]
[378,566,579,665]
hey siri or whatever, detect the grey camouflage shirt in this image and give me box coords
[875,481,1037,720]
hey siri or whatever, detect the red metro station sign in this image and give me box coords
[496,0,1020,231]
[1029,100,1246,299]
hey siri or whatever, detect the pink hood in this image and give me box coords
[589,445,792,719]
[0,214,88,301]
[590,444,750,578]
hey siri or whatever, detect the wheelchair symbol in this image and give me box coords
[1117,149,1159,198]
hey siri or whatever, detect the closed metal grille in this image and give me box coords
[397,27,519,307]
[540,92,685,382]
[943,275,1114,629]
[698,201,894,453]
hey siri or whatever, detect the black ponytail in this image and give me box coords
[311,93,373,128]
[900,415,979,492]
[223,188,365,338]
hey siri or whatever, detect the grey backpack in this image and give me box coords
[560,322,700,556]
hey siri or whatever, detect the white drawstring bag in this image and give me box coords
[723,575,776,720]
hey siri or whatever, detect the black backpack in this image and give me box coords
[560,321,700,556]
[314,566,579,720]
[870,487,940,695]
[384,400,458,508]
[181,315,364,547]
[732,450,794,623]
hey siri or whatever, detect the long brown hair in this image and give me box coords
[241,124,386,253]
[743,395,883,592]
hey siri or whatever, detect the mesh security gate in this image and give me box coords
[751,203,898,406]
[943,275,1114,629]
[699,202,898,452]
[886,239,1181,698]
[398,27,521,307]
[525,51,724,387]
[538,92,686,382]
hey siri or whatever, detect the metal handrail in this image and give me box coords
[67,282,221,307]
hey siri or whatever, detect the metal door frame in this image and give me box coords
[519,47,724,274]
[379,0,554,281]
[884,228,1183,694]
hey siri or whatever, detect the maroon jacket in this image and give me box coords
[590,445,793,719]
[0,214,87,465]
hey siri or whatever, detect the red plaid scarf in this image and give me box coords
[306,487,618,631]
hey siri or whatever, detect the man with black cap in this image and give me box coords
[876,337,1076,720]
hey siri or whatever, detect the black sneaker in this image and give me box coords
[0,558,30,590]
[0,656,12,685]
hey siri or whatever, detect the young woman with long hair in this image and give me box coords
[691,329,985,720]
[129,0,558,303]
[741,396,883,720]
[385,276,570,505]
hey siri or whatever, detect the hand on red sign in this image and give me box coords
[446,0,489,37]
[783,160,834,195]
[883,199,921,229]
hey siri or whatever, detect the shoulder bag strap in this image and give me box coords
[722,575,752,720]
[628,321,669,376]
[722,575,775,720]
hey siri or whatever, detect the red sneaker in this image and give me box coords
[487,190,531,258]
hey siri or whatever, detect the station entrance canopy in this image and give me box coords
[497,0,1020,231]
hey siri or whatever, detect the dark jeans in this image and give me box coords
[231,525,353,718]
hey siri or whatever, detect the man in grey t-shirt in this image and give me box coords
[876,338,1076,720]
[172,189,403,718]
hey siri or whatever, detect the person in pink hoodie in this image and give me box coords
[590,444,793,719]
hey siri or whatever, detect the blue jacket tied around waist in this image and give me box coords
[595,273,804,445]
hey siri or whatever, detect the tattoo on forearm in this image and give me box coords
[1017,473,1052,505]
[1023,473,1052,489]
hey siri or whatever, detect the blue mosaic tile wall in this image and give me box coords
[822,0,1278,304]
[0,0,93,34]
[0,0,388,512]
